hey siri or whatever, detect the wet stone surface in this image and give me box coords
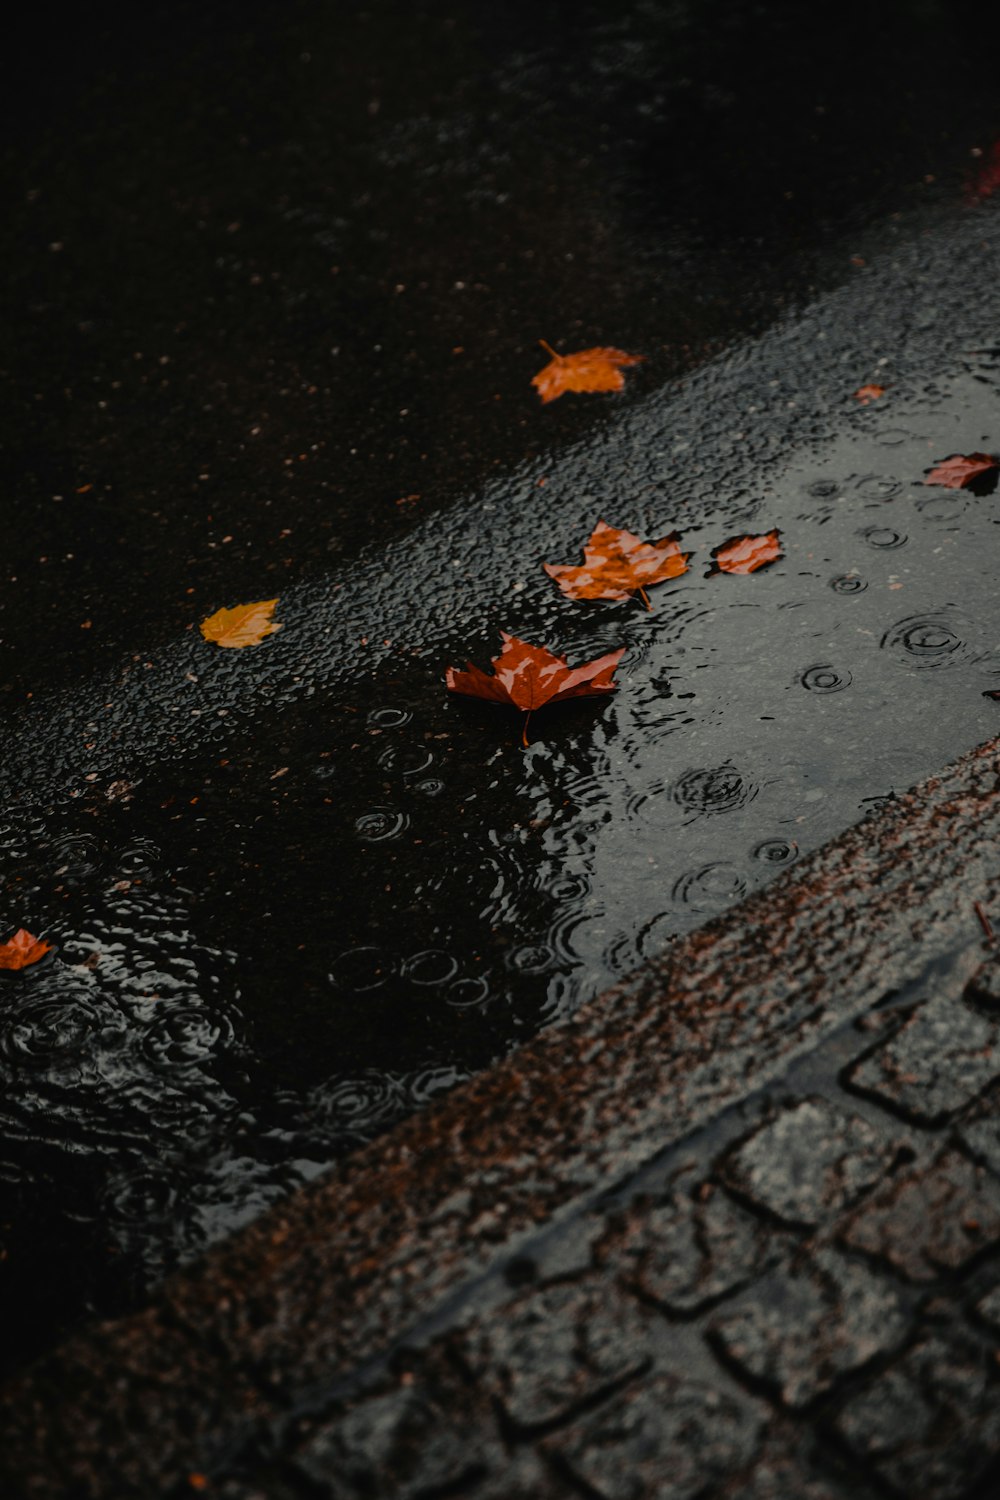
[713,1447,862,1500]
[956,1089,1000,1180]
[546,1373,764,1500]
[708,1248,908,1409]
[603,1178,784,1314]
[256,945,1000,1500]
[974,1283,1000,1336]
[837,1148,1000,1282]
[832,1330,1000,1500]
[844,997,1000,1125]
[458,1281,655,1432]
[290,1383,492,1499]
[719,1096,903,1228]
[966,953,1000,1009]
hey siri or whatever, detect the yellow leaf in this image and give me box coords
[199,598,282,649]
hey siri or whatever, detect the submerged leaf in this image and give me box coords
[200,598,283,648]
[708,530,783,576]
[854,383,886,404]
[544,519,690,606]
[531,341,643,404]
[0,929,53,971]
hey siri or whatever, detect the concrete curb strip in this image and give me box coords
[2,733,999,1496]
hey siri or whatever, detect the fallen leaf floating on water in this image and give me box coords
[708,529,783,576]
[200,598,282,648]
[446,631,625,747]
[968,142,1000,201]
[531,341,643,404]
[922,453,1000,490]
[854,383,886,404]
[0,929,53,971]
[544,519,691,608]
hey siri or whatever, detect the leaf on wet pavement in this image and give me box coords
[854,384,886,404]
[708,529,783,576]
[531,341,643,404]
[968,142,1000,201]
[922,453,999,490]
[544,519,690,607]
[0,929,53,971]
[446,631,624,745]
[200,598,283,648]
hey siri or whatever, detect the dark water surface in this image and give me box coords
[2,0,1000,1372]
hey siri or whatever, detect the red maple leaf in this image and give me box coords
[854,384,886,404]
[543,520,691,608]
[531,341,643,404]
[922,453,999,490]
[708,529,783,576]
[0,928,53,971]
[446,631,624,745]
[968,142,1000,201]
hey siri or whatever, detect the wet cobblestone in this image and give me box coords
[966,954,1000,1010]
[832,1329,1000,1500]
[845,998,1000,1126]
[719,1097,902,1228]
[545,1373,765,1500]
[837,1148,1000,1281]
[290,1384,493,1498]
[602,1178,784,1314]
[708,1248,908,1408]
[954,1089,1000,1179]
[458,1281,655,1432]
[257,956,1000,1498]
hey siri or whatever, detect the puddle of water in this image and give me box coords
[2,367,999,1371]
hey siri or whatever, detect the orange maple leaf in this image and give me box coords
[708,530,783,576]
[922,453,999,490]
[854,384,886,404]
[544,519,690,608]
[531,341,643,404]
[446,631,624,746]
[0,928,53,971]
[199,598,282,648]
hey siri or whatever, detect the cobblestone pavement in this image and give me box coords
[3,738,1000,1498]
[203,947,1000,1500]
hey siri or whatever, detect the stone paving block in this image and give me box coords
[844,997,1000,1125]
[832,1331,1000,1500]
[468,1450,575,1498]
[708,1248,907,1409]
[606,1181,783,1314]
[289,1385,489,1498]
[459,1281,653,1432]
[545,1371,763,1500]
[838,1148,1000,1282]
[966,952,1000,1010]
[954,1088,1000,1178]
[974,1283,1000,1336]
[720,1096,901,1227]
[714,1444,865,1500]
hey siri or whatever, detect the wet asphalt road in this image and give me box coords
[2,0,1000,1374]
